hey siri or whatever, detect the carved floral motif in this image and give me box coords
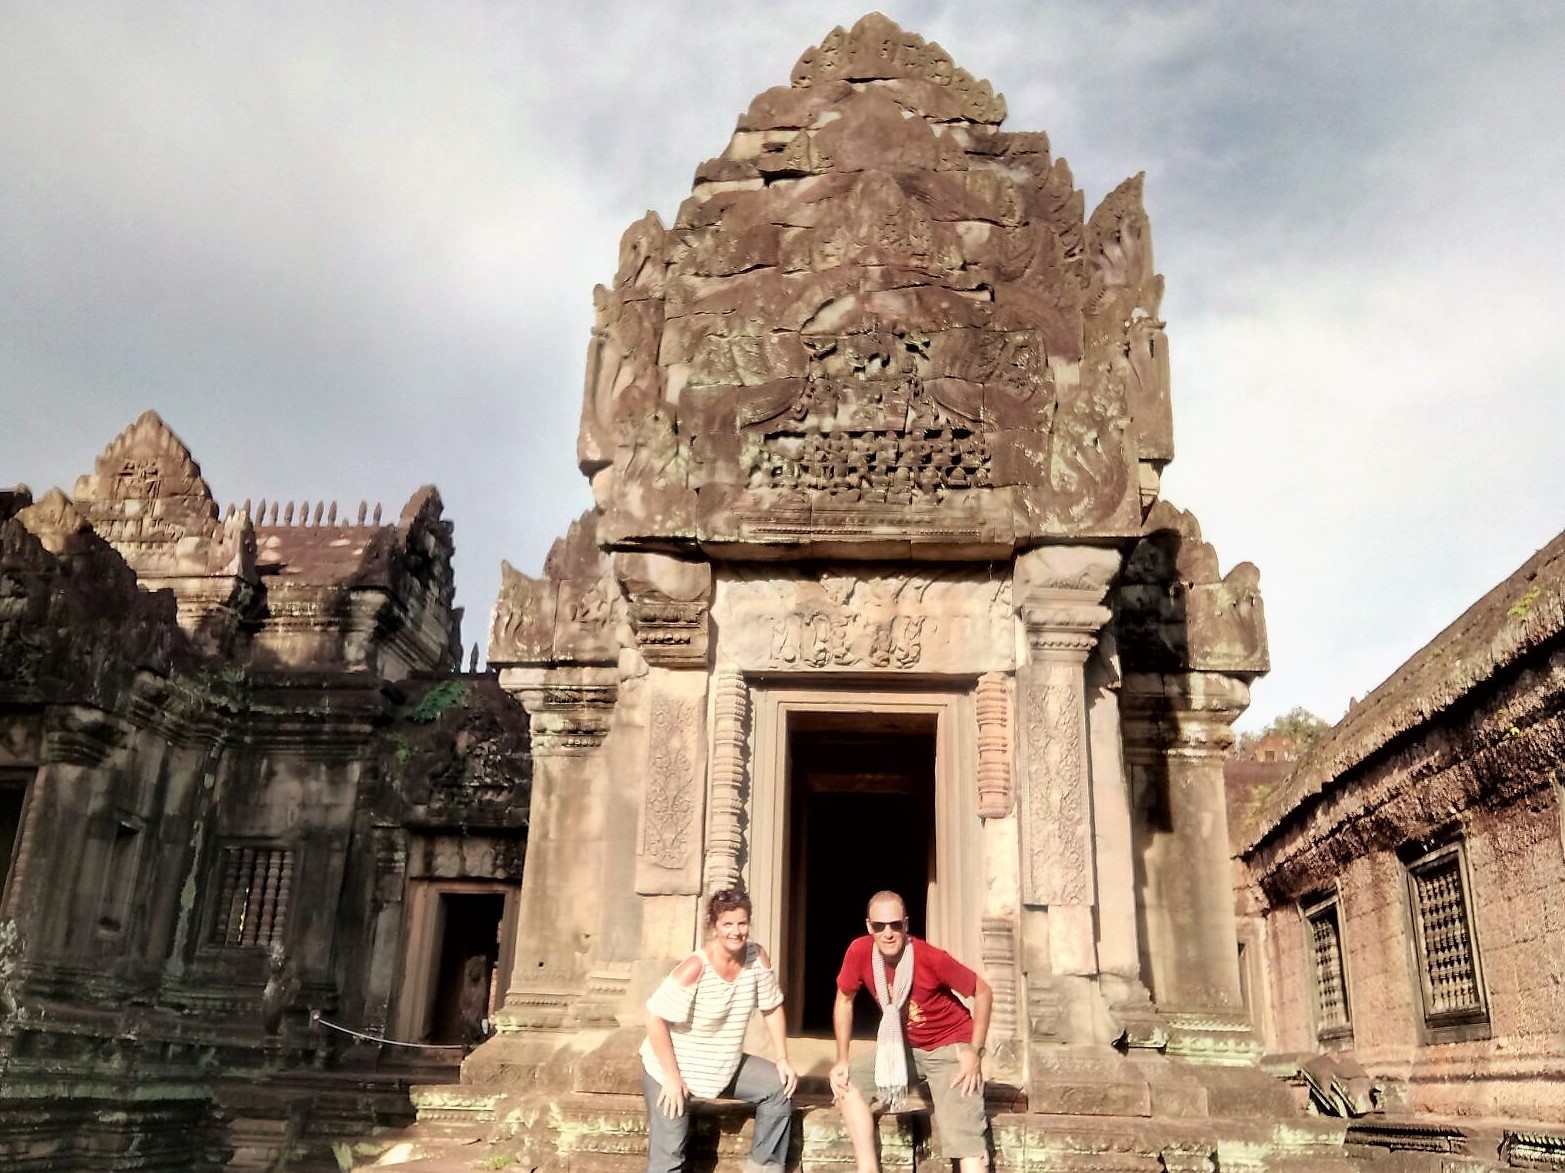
[642,696,698,870]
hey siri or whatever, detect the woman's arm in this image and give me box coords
[646,954,703,1116]
[755,945,797,1097]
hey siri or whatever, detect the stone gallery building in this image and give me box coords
[1239,530,1565,1162]
[0,413,531,1169]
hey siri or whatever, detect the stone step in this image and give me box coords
[358,1094,1365,1173]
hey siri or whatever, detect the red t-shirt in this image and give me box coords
[836,935,977,1050]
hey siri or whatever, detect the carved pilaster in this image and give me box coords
[635,689,706,895]
[1016,591,1110,909]
[703,671,749,895]
[975,673,1012,819]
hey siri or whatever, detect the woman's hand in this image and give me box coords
[774,1058,798,1098]
[657,1075,691,1117]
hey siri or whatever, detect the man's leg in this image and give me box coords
[642,1070,692,1173]
[727,1052,792,1173]
[912,1045,989,1172]
[839,1046,898,1173]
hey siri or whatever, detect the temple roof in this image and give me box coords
[576,13,1174,558]
[1241,526,1565,855]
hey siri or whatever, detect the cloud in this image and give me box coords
[1,1,1561,726]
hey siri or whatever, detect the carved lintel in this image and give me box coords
[702,671,749,895]
[975,672,1012,819]
[636,692,706,894]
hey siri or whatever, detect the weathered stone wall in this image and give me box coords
[1244,528,1565,1124]
[0,417,531,1171]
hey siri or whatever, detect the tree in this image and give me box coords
[1233,706,1331,761]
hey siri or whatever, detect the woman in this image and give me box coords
[641,888,797,1173]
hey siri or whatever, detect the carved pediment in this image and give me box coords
[581,15,1152,554]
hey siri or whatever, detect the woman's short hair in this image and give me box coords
[707,887,752,926]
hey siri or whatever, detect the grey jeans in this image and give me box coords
[642,1052,791,1173]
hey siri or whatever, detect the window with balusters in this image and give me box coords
[209,843,295,949]
[1405,841,1489,1040]
[1302,891,1352,1045]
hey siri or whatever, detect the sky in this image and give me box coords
[2,2,1561,731]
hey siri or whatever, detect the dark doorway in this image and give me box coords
[0,773,28,908]
[786,719,936,1035]
[426,892,505,1044]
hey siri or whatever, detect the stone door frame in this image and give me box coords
[742,680,982,986]
[392,878,520,1046]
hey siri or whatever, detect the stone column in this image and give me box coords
[1121,669,1250,1055]
[1013,547,1119,1052]
[485,668,617,1045]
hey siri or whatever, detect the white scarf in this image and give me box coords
[870,940,915,1109]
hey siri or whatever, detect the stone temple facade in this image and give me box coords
[0,413,531,1170]
[456,14,1310,1170]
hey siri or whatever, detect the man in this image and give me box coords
[830,891,992,1173]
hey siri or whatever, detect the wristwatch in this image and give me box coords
[969,1044,987,1058]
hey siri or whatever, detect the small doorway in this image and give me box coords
[424,891,505,1044]
[785,718,936,1035]
[0,772,30,910]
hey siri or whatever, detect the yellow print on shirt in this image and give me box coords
[908,1001,925,1025]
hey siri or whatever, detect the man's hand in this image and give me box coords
[775,1058,799,1098]
[829,1060,852,1101]
[657,1075,691,1117]
[951,1045,984,1097]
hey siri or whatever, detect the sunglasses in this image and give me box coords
[869,919,907,933]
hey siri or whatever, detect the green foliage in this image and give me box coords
[474,1155,518,1170]
[1509,585,1542,620]
[1233,705,1331,760]
[407,680,467,724]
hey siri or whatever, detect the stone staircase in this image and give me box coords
[341,1035,1374,1173]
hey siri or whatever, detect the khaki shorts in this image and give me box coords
[849,1043,988,1160]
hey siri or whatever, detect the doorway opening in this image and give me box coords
[785,716,936,1036]
[424,891,505,1045]
[0,772,29,910]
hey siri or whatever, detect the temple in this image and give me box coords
[5,13,1564,1173]
[465,12,1293,1166]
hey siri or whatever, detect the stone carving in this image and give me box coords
[641,697,698,869]
[980,915,1020,1048]
[70,410,256,578]
[789,14,1006,124]
[636,693,705,894]
[612,552,712,669]
[1020,672,1092,907]
[1118,501,1268,675]
[703,671,749,895]
[490,513,619,668]
[1085,175,1174,479]
[577,11,1155,554]
[715,567,1012,675]
[975,672,1013,818]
